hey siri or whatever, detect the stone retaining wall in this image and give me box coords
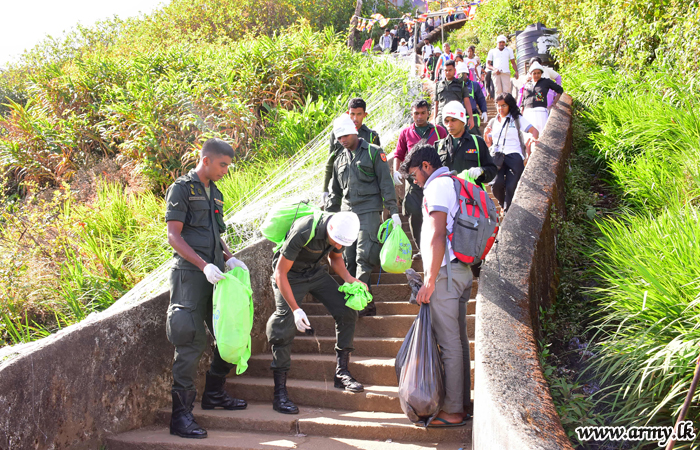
[0,240,275,450]
[473,94,574,450]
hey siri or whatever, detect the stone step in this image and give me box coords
[303,301,420,316]
[330,259,423,274]
[153,403,472,444]
[242,354,475,388]
[298,314,475,339]
[292,335,475,359]
[302,298,476,318]
[332,272,415,285]
[227,377,402,413]
[301,314,469,339]
[107,427,470,450]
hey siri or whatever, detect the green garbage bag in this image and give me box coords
[212,267,253,375]
[260,199,322,252]
[338,282,373,311]
[377,219,413,273]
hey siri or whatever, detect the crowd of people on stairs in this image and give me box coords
[160,29,565,439]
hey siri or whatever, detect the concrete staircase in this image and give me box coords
[107,105,499,450]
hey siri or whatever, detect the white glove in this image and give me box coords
[481,112,488,123]
[293,308,311,332]
[322,192,329,204]
[391,213,402,229]
[392,171,403,186]
[203,263,225,284]
[467,167,484,180]
[226,256,248,271]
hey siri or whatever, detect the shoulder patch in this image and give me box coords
[380,152,387,162]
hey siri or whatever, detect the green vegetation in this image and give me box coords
[451,0,700,76]
[448,0,700,447]
[0,0,413,347]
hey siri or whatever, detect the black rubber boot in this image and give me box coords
[358,300,376,317]
[272,371,299,414]
[334,349,364,392]
[170,390,207,439]
[201,371,247,410]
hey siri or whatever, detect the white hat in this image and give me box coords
[400,38,407,44]
[497,35,507,43]
[327,212,360,247]
[390,29,396,35]
[333,114,358,138]
[442,101,467,125]
[434,46,442,54]
[528,61,545,74]
[456,62,469,76]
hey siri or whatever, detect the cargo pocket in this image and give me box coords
[453,217,480,261]
[166,304,196,346]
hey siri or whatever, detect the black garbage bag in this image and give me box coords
[394,303,445,427]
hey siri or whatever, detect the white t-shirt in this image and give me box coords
[464,56,482,78]
[398,45,409,56]
[422,43,434,58]
[421,167,458,266]
[489,114,533,159]
[487,47,515,74]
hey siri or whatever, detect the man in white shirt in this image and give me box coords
[486,35,519,100]
[399,143,472,427]
[380,29,393,53]
[422,38,434,63]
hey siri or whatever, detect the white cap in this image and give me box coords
[497,35,507,43]
[333,114,358,138]
[456,62,469,75]
[434,46,442,54]
[442,101,467,125]
[529,61,545,74]
[400,38,406,44]
[390,29,396,35]
[327,212,360,247]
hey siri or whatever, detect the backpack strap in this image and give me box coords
[513,116,526,154]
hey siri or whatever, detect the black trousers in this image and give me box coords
[492,153,524,212]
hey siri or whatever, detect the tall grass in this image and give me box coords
[562,67,700,447]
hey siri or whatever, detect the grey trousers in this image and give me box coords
[429,262,473,414]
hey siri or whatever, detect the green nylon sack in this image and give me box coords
[212,267,253,375]
[377,219,413,273]
[260,199,323,252]
[338,282,373,311]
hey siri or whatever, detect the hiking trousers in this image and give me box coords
[429,262,473,414]
[344,211,382,287]
[492,153,525,212]
[167,268,234,392]
[266,266,357,372]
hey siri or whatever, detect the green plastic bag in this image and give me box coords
[212,267,253,375]
[338,282,373,311]
[260,199,322,252]
[377,219,413,273]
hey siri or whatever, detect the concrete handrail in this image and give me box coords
[473,94,575,449]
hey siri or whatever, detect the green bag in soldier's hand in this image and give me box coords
[260,199,323,252]
[338,282,373,311]
[212,267,254,375]
[377,219,413,273]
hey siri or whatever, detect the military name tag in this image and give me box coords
[189,196,207,201]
